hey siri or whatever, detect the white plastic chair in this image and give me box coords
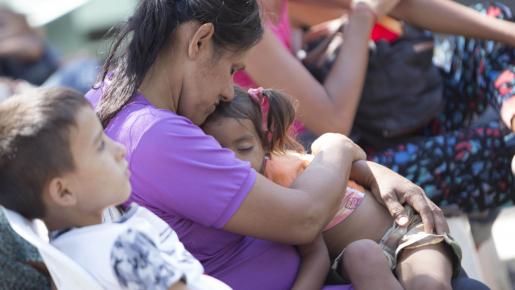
[2,207,232,290]
[2,207,103,290]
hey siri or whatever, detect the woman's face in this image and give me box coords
[179,49,247,126]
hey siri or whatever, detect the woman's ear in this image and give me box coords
[188,23,215,59]
[45,177,77,207]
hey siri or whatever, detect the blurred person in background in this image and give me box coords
[0,6,98,99]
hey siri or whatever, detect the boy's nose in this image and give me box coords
[220,85,235,102]
[113,140,127,160]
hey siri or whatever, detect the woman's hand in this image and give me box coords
[363,162,449,234]
[353,0,400,18]
[311,133,366,162]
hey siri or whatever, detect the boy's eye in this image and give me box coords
[98,139,106,151]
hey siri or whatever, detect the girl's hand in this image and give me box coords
[311,133,366,162]
[366,162,449,235]
[352,0,400,18]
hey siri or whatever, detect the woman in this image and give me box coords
[86,0,480,289]
[236,0,515,214]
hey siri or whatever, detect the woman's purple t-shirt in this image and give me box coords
[85,89,302,289]
[86,89,353,290]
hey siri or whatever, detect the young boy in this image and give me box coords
[0,87,219,290]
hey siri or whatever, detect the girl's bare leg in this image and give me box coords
[396,244,453,290]
[342,239,403,290]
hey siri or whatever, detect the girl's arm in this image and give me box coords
[169,283,189,290]
[291,235,331,290]
[224,133,365,244]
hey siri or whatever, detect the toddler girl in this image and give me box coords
[203,87,462,290]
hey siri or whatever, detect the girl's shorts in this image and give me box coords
[332,206,462,277]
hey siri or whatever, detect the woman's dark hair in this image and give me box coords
[205,86,304,154]
[97,0,263,127]
[0,87,89,219]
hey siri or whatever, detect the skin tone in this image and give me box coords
[204,116,453,290]
[202,117,266,171]
[40,105,190,290]
[342,239,403,290]
[249,0,515,136]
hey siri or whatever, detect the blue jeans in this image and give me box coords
[452,268,490,290]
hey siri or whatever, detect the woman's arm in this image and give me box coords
[390,0,515,47]
[349,160,449,235]
[224,133,365,244]
[245,6,377,135]
[291,235,330,290]
[250,0,514,136]
[293,0,515,46]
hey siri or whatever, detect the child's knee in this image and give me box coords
[343,239,386,271]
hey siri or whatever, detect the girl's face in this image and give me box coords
[203,117,266,172]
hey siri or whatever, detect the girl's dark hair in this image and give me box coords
[97,0,263,127]
[205,87,304,154]
[0,87,89,219]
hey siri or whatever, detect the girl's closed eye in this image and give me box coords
[237,144,254,153]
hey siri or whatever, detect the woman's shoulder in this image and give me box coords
[105,97,209,153]
[117,103,197,136]
[84,87,196,132]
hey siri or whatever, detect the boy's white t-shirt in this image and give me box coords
[51,204,204,290]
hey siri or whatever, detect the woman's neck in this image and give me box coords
[139,56,182,113]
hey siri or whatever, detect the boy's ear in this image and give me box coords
[45,177,77,207]
[188,23,215,59]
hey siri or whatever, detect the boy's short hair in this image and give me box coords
[0,87,89,219]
